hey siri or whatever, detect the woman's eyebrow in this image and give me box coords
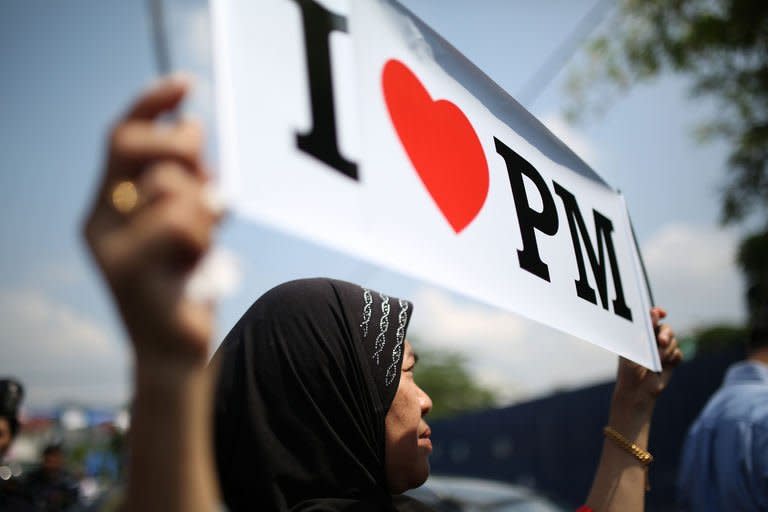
[412,351,419,365]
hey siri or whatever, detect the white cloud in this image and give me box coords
[642,223,745,332]
[0,289,129,408]
[540,113,599,168]
[408,288,526,348]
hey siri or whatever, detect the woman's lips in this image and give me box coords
[419,426,432,452]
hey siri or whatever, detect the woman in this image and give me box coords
[83,77,682,511]
[213,279,431,510]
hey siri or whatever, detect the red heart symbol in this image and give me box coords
[382,59,489,234]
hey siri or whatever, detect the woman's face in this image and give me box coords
[384,341,433,494]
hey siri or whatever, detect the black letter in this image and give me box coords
[290,0,358,180]
[553,182,633,321]
[495,137,559,282]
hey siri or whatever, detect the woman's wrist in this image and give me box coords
[134,351,212,403]
[132,330,211,370]
[611,380,656,415]
[607,391,653,446]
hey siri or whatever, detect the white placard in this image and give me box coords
[210,0,661,370]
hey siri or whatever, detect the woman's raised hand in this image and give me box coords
[614,307,683,410]
[83,76,223,368]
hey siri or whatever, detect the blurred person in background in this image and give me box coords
[678,289,768,511]
[23,444,79,512]
[0,379,23,459]
[0,378,35,511]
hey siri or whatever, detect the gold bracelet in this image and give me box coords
[603,426,653,491]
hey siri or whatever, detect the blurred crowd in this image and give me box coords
[0,380,125,512]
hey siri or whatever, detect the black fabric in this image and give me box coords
[0,477,34,512]
[213,278,432,511]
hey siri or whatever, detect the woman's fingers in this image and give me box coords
[656,324,683,367]
[657,323,673,347]
[98,165,219,287]
[662,341,683,367]
[136,161,224,224]
[648,306,683,372]
[132,170,218,264]
[651,306,681,362]
[102,75,202,187]
[107,117,205,180]
[137,161,200,209]
[125,75,191,121]
[87,116,206,239]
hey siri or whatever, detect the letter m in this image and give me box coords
[553,182,633,321]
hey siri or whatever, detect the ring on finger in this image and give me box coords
[111,180,140,214]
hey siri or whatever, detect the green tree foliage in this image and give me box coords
[688,323,749,354]
[411,343,499,420]
[567,0,768,224]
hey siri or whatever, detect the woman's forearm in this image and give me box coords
[124,359,220,512]
[84,78,226,512]
[584,392,654,512]
[584,308,681,511]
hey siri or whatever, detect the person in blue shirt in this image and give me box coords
[678,299,768,511]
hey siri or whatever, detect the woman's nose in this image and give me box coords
[419,387,433,416]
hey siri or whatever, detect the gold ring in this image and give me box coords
[111,180,139,214]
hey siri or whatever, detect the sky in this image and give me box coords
[0,0,749,410]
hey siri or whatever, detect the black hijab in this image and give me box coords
[213,278,434,511]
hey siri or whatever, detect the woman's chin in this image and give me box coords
[410,459,431,490]
[388,461,430,494]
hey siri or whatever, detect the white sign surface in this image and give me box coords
[210,0,661,370]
